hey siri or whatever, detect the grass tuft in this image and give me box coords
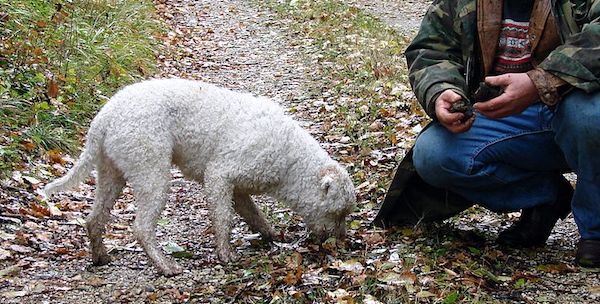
[0,0,161,177]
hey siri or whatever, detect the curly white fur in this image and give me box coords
[43,78,356,276]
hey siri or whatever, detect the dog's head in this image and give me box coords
[303,164,356,242]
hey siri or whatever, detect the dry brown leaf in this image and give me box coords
[31,203,51,217]
[368,121,384,131]
[22,140,35,153]
[363,232,384,245]
[55,247,70,255]
[47,150,66,165]
[47,79,59,98]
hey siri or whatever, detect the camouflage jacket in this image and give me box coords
[405,0,600,119]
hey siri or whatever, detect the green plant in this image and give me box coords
[0,0,161,177]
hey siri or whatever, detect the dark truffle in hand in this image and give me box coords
[472,82,503,103]
[449,99,474,121]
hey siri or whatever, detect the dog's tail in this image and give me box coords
[42,120,104,198]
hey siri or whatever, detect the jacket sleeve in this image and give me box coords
[535,0,600,103]
[404,0,468,119]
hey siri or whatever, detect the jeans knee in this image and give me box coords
[413,127,463,188]
[554,90,600,150]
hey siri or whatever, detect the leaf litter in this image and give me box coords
[1,0,599,303]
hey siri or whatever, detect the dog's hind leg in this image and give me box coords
[86,153,125,266]
[129,163,182,277]
[204,169,238,262]
[233,192,277,241]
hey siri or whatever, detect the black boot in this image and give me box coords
[496,176,573,248]
[576,240,600,268]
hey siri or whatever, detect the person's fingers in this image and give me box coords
[473,92,509,113]
[440,90,463,104]
[484,74,509,87]
[444,115,475,133]
[438,110,464,125]
[473,101,497,112]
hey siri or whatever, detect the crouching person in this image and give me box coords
[376,0,600,267]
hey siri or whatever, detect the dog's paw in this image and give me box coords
[260,229,279,242]
[91,254,112,266]
[217,248,238,263]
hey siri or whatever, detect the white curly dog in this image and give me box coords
[43,78,356,276]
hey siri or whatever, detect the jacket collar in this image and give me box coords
[477,0,503,75]
[477,0,553,75]
[530,0,553,51]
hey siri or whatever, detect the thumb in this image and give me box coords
[440,89,463,103]
[484,75,507,87]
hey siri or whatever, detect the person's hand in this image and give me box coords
[435,89,475,133]
[473,73,540,118]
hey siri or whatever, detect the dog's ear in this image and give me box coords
[320,175,334,194]
[319,164,340,195]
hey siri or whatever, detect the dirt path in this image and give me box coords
[343,0,431,35]
[1,1,319,303]
[156,0,313,103]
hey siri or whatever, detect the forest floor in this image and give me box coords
[1,0,599,303]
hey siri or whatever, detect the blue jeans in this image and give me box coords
[413,90,600,240]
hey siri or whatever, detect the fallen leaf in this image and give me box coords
[444,268,458,278]
[416,290,437,298]
[0,248,11,260]
[0,264,21,277]
[368,121,384,131]
[0,231,16,241]
[363,232,384,245]
[21,140,35,153]
[47,79,59,98]
[0,290,28,299]
[47,150,66,165]
[378,271,416,286]
[588,286,600,295]
[31,203,51,217]
[321,237,338,254]
[157,218,170,226]
[163,242,193,258]
[331,260,364,274]
[536,263,576,274]
[47,202,63,216]
[351,274,367,285]
[284,252,303,285]
[55,247,70,255]
[9,244,33,254]
[88,276,106,287]
[69,217,86,226]
[22,175,41,185]
[326,288,351,301]
[363,294,384,304]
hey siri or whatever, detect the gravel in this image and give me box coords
[1,0,318,303]
[2,1,599,303]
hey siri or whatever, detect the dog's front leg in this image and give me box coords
[205,173,238,262]
[233,192,277,241]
